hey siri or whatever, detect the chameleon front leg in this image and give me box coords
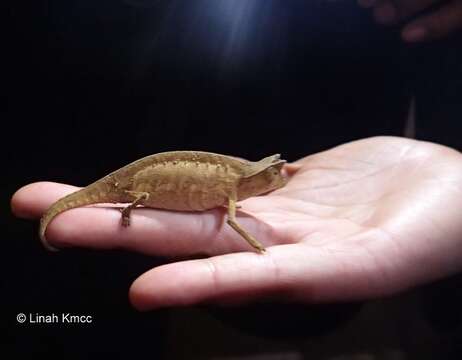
[121,191,150,227]
[226,197,265,253]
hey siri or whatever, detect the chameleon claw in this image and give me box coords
[120,208,131,227]
[121,215,130,227]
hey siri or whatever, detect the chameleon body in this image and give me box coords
[40,151,287,253]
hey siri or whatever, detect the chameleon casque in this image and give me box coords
[40,151,288,253]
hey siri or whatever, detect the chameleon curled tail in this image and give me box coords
[39,184,107,251]
[38,151,290,253]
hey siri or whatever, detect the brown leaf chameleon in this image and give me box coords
[40,151,288,253]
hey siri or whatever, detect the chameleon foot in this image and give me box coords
[227,219,266,253]
[227,197,266,253]
[121,209,131,227]
[120,191,150,228]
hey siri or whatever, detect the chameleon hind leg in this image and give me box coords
[121,191,150,227]
[226,197,265,253]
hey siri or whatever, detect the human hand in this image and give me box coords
[11,137,462,310]
[358,0,462,42]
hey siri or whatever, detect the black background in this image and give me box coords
[3,0,462,358]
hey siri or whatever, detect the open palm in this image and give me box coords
[12,137,462,310]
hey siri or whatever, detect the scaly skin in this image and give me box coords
[39,151,287,252]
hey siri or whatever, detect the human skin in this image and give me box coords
[11,137,462,310]
[358,0,462,42]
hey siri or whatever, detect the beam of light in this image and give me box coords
[206,0,265,64]
[126,0,289,74]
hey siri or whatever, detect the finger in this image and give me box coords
[402,1,462,42]
[11,182,80,219]
[129,241,407,311]
[371,0,438,25]
[373,1,398,24]
[283,163,303,177]
[11,182,280,256]
[130,246,319,310]
[394,0,440,19]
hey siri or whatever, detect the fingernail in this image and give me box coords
[402,26,427,42]
[358,0,377,8]
[375,3,396,24]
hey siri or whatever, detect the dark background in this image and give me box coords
[3,0,462,358]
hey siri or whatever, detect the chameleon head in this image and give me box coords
[237,154,287,200]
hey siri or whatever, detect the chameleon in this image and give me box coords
[39,151,287,253]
